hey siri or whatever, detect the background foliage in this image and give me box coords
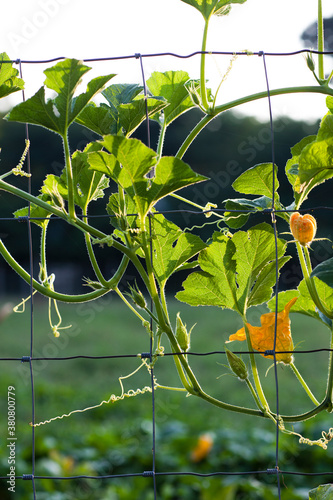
[0,298,332,500]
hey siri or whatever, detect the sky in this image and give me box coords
[1,0,333,122]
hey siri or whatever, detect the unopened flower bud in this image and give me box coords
[290,212,317,246]
[305,53,316,72]
[225,348,248,380]
[175,312,191,352]
[128,282,147,309]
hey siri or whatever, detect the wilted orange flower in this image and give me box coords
[227,298,297,364]
[190,433,214,462]
[290,212,317,246]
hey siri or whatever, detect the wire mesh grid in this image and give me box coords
[1,49,333,500]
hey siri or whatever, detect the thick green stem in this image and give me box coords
[243,321,269,412]
[62,134,76,221]
[245,378,265,410]
[176,85,333,159]
[0,178,67,219]
[318,0,324,80]
[85,232,108,287]
[290,362,320,406]
[278,400,329,423]
[0,177,135,260]
[155,384,187,392]
[176,114,214,159]
[159,284,170,324]
[196,388,265,417]
[324,329,333,406]
[296,242,333,319]
[82,199,108,287]
[0,237,109,303]
[200,19,210,111]
[156,118,167,160]
[39,222,49,282]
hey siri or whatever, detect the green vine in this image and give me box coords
[0,4,333,483]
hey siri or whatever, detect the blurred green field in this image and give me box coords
[1,295,333,499]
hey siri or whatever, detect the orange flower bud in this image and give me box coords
[290,212,317,246]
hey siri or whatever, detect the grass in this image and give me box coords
[0,294,332,499]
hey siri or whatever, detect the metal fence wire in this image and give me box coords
[1,49,333,500]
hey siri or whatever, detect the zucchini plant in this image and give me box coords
[1,1,333,496]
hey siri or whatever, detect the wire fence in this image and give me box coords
[1,48,333,500]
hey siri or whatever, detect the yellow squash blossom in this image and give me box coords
[227,297,297,364]
[190,433,214,462]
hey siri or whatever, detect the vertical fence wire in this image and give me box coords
[260,51,281,500]
[18,61,37,500]
[138,52,157,499]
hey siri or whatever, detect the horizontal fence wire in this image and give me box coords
[2,205,333,224]
[1,48,333,65]
[1,348,333,362]
[1,48,333,499]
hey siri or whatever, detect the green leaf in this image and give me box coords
[223,199,252,228]
[231,223,287,313]
[101,83,145,136]
[0,53,24,99]
[326,95,333,113]
[14,196,52,229]
[75,102,117,136]
[6,58,115,135]
[181,0,246,20]
[147,156,208,209]
[102,83,143,112]
[150,214,207,286]
[176,231,238,310]
[267,278,333,327]
[147,71,197,125]
[248,256,290,308]
[176,223,286,315]
[6,87,60,132]
[107,192,139,234]
[77,83,167,137]
[311,257,333,289]
[295,114,333,203]
[285,135,316,207]
[88,136,207,219]
[309,483,333,500]
[313,276,333,321]
[232,163,279,199]
[268,287,317,323]
[69,150,109,210]
[223,196,288,229]
[40,173,67,209]
[41,142,109,210]
[88,136,156,218]
[118,96,167,137]
[100,135,156,180]
[76,82,143,137]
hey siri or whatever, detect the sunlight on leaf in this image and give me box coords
[176,223,288,315]
[181,0,247,20]
[5,59,115,136]
[0,53,24,99]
